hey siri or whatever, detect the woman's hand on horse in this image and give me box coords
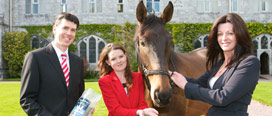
[136,108,158,116]
[169,71,188,89]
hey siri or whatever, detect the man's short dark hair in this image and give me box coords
[53,12,80,29]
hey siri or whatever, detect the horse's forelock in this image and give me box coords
[134,14,164,44]
[141,14,164,35]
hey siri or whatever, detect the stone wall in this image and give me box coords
[10,0,272,27]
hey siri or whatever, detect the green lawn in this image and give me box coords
[0,82,271,116]
[0,82,107,116]
[252,82,272,106]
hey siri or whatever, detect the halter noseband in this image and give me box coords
[135,42,176,90]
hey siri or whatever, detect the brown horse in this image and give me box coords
[134,1,211,116]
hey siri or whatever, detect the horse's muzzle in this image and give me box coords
[154,88,173,107]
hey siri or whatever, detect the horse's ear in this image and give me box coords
[136,0,147,24]
[160,1,174,23]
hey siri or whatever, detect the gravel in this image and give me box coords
[248,100,272,116]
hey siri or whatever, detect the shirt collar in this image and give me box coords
[52,42,69,58]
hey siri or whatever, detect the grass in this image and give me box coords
[252,82,272,106]
[0,82,107,116]
[0,82,271,116]
[3,78,99,82]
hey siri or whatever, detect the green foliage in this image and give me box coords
[18,22,272,74]
[84,69,100,79]
[21,22,272,54]
[169,23,212,52]
[110,22,138,71]
[21,25,52,38]
[2,32,31,78]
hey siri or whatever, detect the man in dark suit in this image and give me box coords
[20,12,85,116]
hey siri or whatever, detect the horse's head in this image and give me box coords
[134,1,174,107]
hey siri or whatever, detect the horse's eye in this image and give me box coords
[140,41,145,46]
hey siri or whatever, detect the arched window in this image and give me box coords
[195,34,209,48]
[204,36,208,47]
[270,37,272,49]
[77,35,106,64]
[31,35,49,49]
[253,40,258,56]
[32,37,39,49]
[193,40,201,49]
[261,36,268,49]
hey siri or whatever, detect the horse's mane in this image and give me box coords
[134,14,164,42]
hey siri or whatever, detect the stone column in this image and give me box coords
[0,14,4,80]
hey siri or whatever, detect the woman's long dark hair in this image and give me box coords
[206,13,253,69]
[97,43,133,88]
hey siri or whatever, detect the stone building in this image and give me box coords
[0,0,272,79]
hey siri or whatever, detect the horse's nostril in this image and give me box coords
[154,89,172,105]
[154,89,160,100]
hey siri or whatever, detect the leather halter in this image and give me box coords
[135,42,176,90]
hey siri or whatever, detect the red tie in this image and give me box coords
[61,54,69,88]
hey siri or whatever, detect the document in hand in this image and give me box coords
[70,88,102,116]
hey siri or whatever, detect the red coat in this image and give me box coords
[98,71,148,116]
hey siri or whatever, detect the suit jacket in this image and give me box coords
[185,55,260,116]
[98,71,148,116]
[20,43,85,116]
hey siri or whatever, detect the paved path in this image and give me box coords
[247,75,272,116]
[248,100,272,116]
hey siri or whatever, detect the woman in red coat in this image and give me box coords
[98,43,158,116]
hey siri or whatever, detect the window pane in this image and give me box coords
[204,36,208,46]
[33,4,38,14]
[118,0,123,3]
[146,0,152,12]
[90,3,95,13]
[89,38,96,63]
[34,0,38,3]
[40,40,48,48]
[261,36,268,49]
[97,0,102,12]
[197,0,204,12]
[26,0,31,14]
[98,42,105,59]
[211,0,218,12]
[194,40,201,49]
[262,1,266,11]
[82,0,88,13]
[204,1,209,12]
[62,0,66,4]
[118,4,123,12]
[80,42,87,57]
[232,0,237,11]
[32,37,39,49]
[154,2,160,12]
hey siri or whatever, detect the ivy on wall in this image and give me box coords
[21,22,272,53]
[3,22,271,78]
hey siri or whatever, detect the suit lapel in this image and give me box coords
[68,52,76,94]
[45,43,67,89]
[213,62,240,89]
[110,72,130,107]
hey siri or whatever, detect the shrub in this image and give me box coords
[2,32,31,78]
[84,69,100,79]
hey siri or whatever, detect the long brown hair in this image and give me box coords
[97,43,133,87]
[206,13,253,69]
